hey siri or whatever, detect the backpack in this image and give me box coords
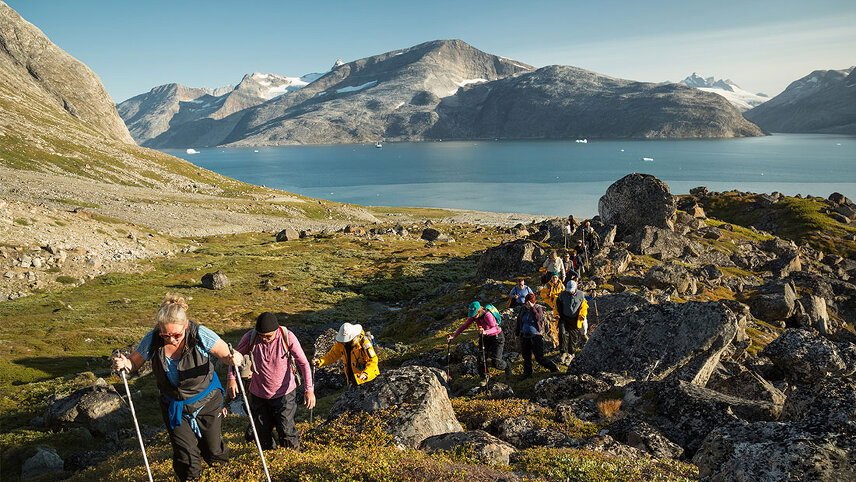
[242,326,301,386]
[484,304,503,326]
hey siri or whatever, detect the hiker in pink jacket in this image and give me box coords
[447,301,510,379]
[227,312,314,450]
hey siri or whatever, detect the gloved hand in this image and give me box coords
[230,351,243,367]
[577,316,585,330]
[312,358,322,368]
[112,354,132,373]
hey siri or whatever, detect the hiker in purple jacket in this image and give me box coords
[227,312,314,450]
[447,301,510,379]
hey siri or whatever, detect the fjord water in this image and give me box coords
[164,134,856,217]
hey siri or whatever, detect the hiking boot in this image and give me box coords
[504,362,513,378]
[479,378,489,387]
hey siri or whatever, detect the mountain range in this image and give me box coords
[744,67,856,134]
[679,73,768,112]
[119,40,763,147]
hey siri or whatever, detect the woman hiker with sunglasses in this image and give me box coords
[112,294,243,482]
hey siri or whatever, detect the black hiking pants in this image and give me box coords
[478,332,507,376]
[558,316,581,355]
[160,390,229,482]
[520,334,559,376]
[250,390,300,450]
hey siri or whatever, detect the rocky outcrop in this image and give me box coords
[0,3,134,143]
[571,302,740,386]
[693,421,856,481]
[330,365,462,448]
[44,379,129,436]
[598,174,677,237]
[419,430,516,465]
[475,239,546,279]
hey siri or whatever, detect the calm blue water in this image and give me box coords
[162,134,856,217]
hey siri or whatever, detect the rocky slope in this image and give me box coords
[0,2,133,144]
[118,72,321,145]
[744,67,856,134]
[146,39,761,147]
[679,73,768,111]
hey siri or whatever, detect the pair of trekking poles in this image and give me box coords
[446,332,491,384]
[115,346,273,482]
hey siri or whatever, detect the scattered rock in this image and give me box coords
[761,329,854,384]
[745,280,797,323]
[21,446,64,480]
[420,228,442,241]
[275,228,300,242]
[643,263,697,295]
[606,418,685,459]
[599,174,677,237]
[201,271,229,290]
[419,430,516,465]
[44,380,129,436]
[475,240,546,279]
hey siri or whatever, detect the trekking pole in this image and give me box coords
[446,341,452,380]
[113,350,153,482]
[229,344,272,482]
[480,332,490,385]
[309,364,315,424]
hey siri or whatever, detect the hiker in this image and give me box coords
[572,242,587,276]
[516,293,560,377]
[561,251,573,279]
[508,277,534,308]
[564,216,578,248]
[111,295,241,482]
[581,220,601,255]
[539,272,564,317]
[540,250,566,283]
[227,312,314,451]
[565,268,580,285]
[447,301,510,379]
[313,322,379,386]
[555,280,589,364]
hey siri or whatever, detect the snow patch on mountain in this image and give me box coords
[336,81,378,94]
[680,73,768,111]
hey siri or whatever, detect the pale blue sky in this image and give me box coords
[7,0,855,102]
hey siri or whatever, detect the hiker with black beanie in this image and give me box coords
[516,293,560,378]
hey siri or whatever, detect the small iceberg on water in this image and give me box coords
[575,139,588,144]
[186,148,200,154]
[642,157,654,162]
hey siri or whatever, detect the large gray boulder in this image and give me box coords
[761,329,855,383]
[475,239,546,279]
[643,263,698,295]
[419,430,516,465]
[330,365,462,448]
[745,280,797,323]
[599,174,677,237]
[706,369,786,417]
[693,421,856,482]
[534,372,631,406]
[571,301,740,386]
[201,271,229,290]
[780,376,856,430]
[626,225,699,260]
[623,380,780,456]
[44,379,129,436]
[605,418,685,459]
[21,446,64,480]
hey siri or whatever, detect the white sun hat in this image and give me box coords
[335,322,363,343]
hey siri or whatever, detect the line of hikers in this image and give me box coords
[109,219,599,481]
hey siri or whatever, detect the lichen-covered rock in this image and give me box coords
[419,430,516,465]
[643,263,698,295]
[534,372,630,405]
[745,280,797,323]
[706,369,786,417]
[606,418,685,459]
[780,376,856,430]
[761,329,855,383]
[598,174,677,237]
[475,239,547,279]
[21,446,64,480]
[201,271,229,290]
[44,379,129,436]
[693,421,855,482]
[626,225,700,260]
[330,365,462,448]
[571,302,739,386]
[494,416,571,449]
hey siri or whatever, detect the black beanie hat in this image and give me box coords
[256,312,279,333]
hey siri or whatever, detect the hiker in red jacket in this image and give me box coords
[227,312,314,450]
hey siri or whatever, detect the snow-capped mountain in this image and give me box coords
[118,71,323,145]
[679,73,768,111]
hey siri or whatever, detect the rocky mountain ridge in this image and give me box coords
[134,39,762,147]
[745,67,856,134]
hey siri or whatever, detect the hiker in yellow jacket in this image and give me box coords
[539,273,565,316]
[314,323,379,386]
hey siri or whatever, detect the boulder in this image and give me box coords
[598,174,677,237]
[275,228,300,242]
[706,369,786,417]
[44,380,129,435]
[475,240,547,279]
[827,192,849,206]
[419,430,516,465]
[623,380,780,456]
[571,302,740,386]
[534,372,630,405]
[330,365,462,448]
[761,329,855,383]
[21,446,64,480]
[693,421,855,482]
[781,376,856,430]
[643,263,697,295]
[745,280,797,323]
[626,225,699,260]
[420,228,442,241]
[494,416,571,449]
[201,271,229,290]
[606,418,685,459]
[556,399,600,423]
[589,292,650,321]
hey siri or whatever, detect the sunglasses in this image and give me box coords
[159,331,185,340]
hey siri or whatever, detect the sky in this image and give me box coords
[7,0,856,103]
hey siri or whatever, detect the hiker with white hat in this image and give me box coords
[555,280,589,365]
[313,322,379,386]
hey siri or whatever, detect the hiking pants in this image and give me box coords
[478,332,507,376]
[558,317,579,355]
[250,390,300,450]
[160,390,229,482]
[520,334,558,376]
